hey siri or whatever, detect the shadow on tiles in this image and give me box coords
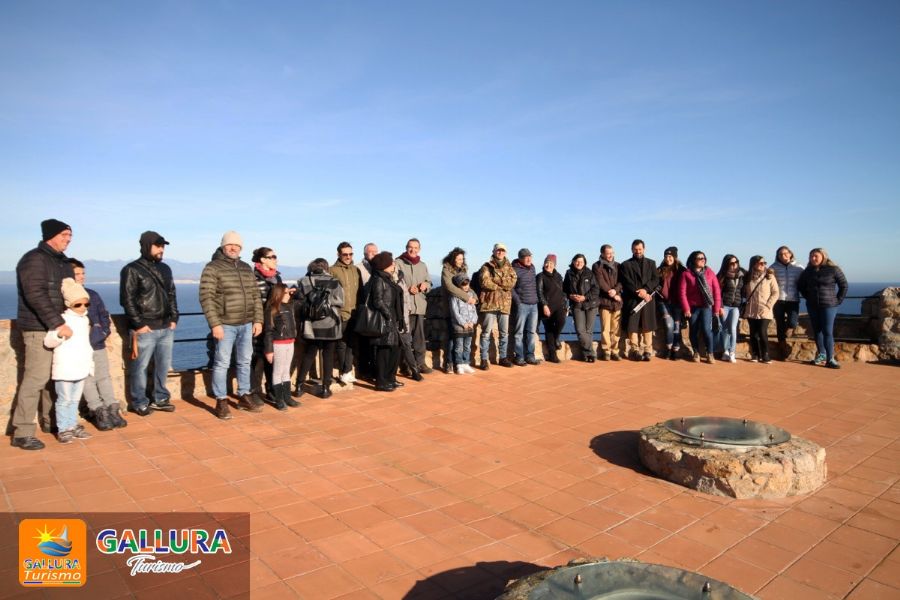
[402,560,545,599]
[589,431,651,473]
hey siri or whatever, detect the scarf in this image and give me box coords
[255,263,278,278]
[695,267,714,308]
[399,252,420,265]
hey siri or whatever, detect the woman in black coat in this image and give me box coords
[368,252,406,391]
[536,254,566,363]
[563,253,601,362]
[797,247,848,368]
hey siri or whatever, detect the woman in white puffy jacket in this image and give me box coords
[43,278,94,443]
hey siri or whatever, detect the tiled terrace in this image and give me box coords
[2,359,898,599]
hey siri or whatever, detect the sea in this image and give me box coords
[1,282,895,371]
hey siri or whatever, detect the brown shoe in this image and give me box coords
[215,398,233,420]
[237,393,263,412]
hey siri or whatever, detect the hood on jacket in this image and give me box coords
[139,230,169,261]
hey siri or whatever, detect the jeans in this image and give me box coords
[129,327,174,409]
[211,323,253,399]
[658,302,684,349]
[572,307,598,358]
[453,335,473,365]
[719,306,741,355]
[513,303,539,360]
[773,300,800,342]
[480,311,509,360]
[688,306,715,356]
[807,304,838,361]
[55,379,85,433]
[83,348,118,411]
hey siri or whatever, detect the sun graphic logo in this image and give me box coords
[19,518,87,587]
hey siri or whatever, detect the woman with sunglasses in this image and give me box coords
[798,248,848,368]
[716,255,746,363]
[679,251,722,363]
[250,247,284,407]
[743,256,780,363]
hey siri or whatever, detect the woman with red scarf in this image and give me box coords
[251,246,284,406]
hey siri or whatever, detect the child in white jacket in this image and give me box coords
[43,278,94,443]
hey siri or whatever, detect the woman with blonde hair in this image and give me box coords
[798,248,848,368]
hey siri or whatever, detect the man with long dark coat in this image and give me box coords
[619,239,659,361]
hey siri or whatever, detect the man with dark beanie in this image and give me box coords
[120,231,179,416]
[9,219,75,450]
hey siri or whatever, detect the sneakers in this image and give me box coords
[58,426,91,444]
[72,425,92,440]
[129,404,151,417]
[761,357,772,364]
[721,351,730,361]
[456,365,467,375]
[339,371,357,384]
[728,353,737,363]
[513,358,527,367]
[11,436,45,451]
[750,356,759,363]
[150,400,176,412]
[826,358,841,369]
[525,357,542,365]
[215,398,233,420]
[462,364,476,374]
[812,353,827,366]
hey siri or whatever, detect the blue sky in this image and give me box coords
[2,1,899,280]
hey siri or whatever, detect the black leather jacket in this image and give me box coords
[369,270,405,346]
[119,257,179,330]
[16,241,74,332]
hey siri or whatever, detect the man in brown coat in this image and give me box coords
[592,244,624,361]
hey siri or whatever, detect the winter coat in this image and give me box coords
[591,259,623,311]
[742,272,780,320]
[798,264,848,308]
[263,301,298,353]
[199,248,264,328]
[773,260,804,302]
[120,256,179,331]
[329,260,363,321]
[86,288,111,350]
[450,290,479,335]
[394,269,415,331]
[620,256,661,323]
[15,241,75,332]
[719,270,746,308]
[43,309,93,381]
[478,258,517,314]
[679,267,722,314]
[368,270,405,346]
[254,266,282,304]
[295,273,344,341]
[658,267,683,305]
[536,270,566,314]
[563,267,600,311]
[441,262,471,318]
[511,259,539,305]
[395,255,431,316]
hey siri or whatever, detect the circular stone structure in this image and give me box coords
[497,558,755,599]
[638,421,826,499]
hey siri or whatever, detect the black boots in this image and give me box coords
[93,407,114,431]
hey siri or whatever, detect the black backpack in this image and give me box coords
[299,277,331,321]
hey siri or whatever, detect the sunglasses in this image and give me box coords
[264,255,277,260]
[340,252,354,257]
[71,302,90,308]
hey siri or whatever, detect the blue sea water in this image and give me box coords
[1,282,895,370]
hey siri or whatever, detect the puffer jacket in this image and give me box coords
[199,248,264,328]
[43,309,94,381]
[478,258,517,314]
[679,268,722,314]
[511,259,538,305]
[329,260,363,321]
[120,256,179,330]
[743,272,780,320]
[16,241,75,332]
[591,259,623,311]
[368,270,405,346]
[296,273,344,341]
[563,266,600,310]
[773,260,804,302]
[263,301,298,353]
[450,290,479,335]
[719,270,746,308]
[798,264,848,308]
[395,255,431,316]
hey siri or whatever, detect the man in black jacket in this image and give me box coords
[10,219,75,450]
[120,231,179,416]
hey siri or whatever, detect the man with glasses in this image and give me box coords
[9,219,75,450]
[120,231,180,416]
[477,243,518,369]
[330,242,363,384]
[620,239,660,361]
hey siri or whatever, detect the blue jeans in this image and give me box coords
[688,306,715,355]
[480,312,509,360]
[129,327,174,409]
[807,305,838,361]
[658,302,684,349]
[55,379,85,433]
[719,306,740,354]
[453,335,473,365]
[513,303,539,360]
[212,323,254,399]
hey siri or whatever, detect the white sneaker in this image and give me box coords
[729,354,736,363]
[456,365,467,375]
[339,371,356,384]
[722,351,730,361]
[463,364,476,374]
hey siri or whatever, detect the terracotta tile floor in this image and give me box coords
[2,359,899,599]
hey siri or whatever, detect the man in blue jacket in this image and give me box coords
[511,248,541,366]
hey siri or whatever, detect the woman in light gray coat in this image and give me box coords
[294,258,344,399]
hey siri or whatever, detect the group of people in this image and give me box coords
[8,219,848,450]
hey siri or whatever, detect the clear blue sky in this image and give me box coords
[2,1,898,280]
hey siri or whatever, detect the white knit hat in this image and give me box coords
[220,230,243,248]
[61,277,88,306]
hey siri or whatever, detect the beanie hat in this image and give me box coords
[544,254,557,266]
[664,246,678,259]
[370,251,394,271]
[451,273,470,287]
[61,277,89,306]
[518,248,532,259]
[41,219,71,242]
[220,231,243,248]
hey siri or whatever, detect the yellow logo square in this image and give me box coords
[19,518,87,587]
